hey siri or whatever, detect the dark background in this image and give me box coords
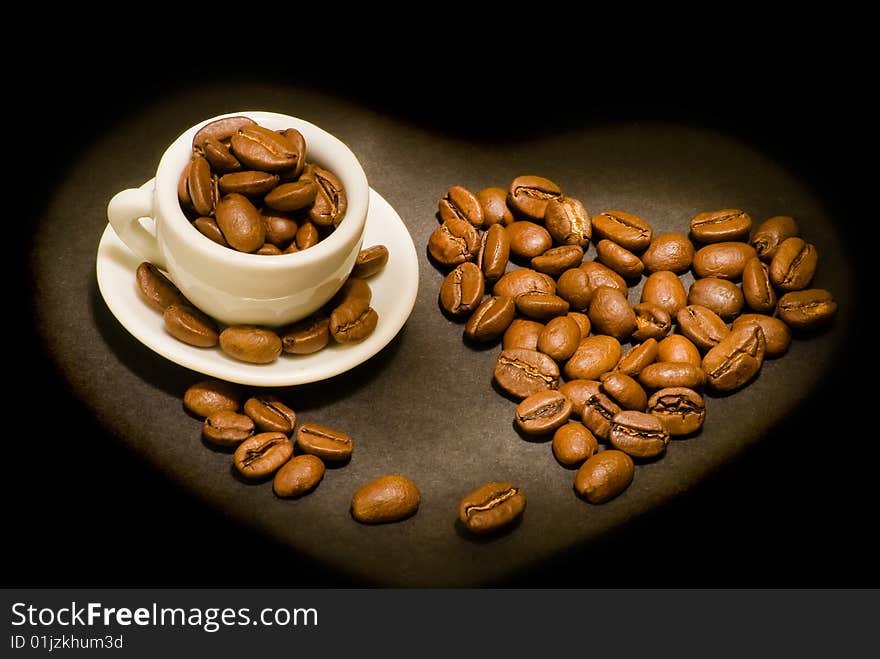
[9,61,875,587]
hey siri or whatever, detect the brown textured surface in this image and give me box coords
[19,78,872,586]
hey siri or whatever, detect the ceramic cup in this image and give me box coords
[107,110,369,327]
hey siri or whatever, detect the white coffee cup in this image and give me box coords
[107,110,369,327]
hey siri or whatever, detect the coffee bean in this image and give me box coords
[507,221,553,259]
[459,482,526,534]
[188,155,217,217]
[558,380,600,418]
[273,454,325,498]
[296,422,354,462]
[641,232,694,274]
[351,475,420,524]
[306,166,347,227]
[609,410,670,459]
[178,161,192,208]
[702,323,766,391]
[588,286,637,341]
[219,326,282,364]
[567,312,591,338]
[687,277,744,320]
[136,262,181,311]
[676,304,730,351]
[280,313,330,355]
[439,185,484,228]
[440,262,485,318]
[330,297,379,343]
[203,410,255,448]
[733,314,791,358]
[464,295,515,342]
[494,348,560,399]
[478,224,510,281]
[544,196,591,247]
[600,372,648,411]
[531,245,584,277]
[556,268,592,311]
[591,210,652,252]
[202,136,243,174]
[751,215,800,262]
[507,175,562,220]
[515,292,570,321]
[215,193,265,253]
[615,339,659,377]
[552,423,598,467]
[230,125,302,172]
[255,243,282,255]
[264,180,319,212]
[476,187,515,226]
[742,257,777,314]
[596,239,644,279]
[295,221,320,250]
[276,129,307,179]
[244,395,296,434]
[537,316,581,362]
[632,302,671,342]
[261,209,298,247]
[581,393,622,440]
[192,116,257,151]
[183,379,242,418]
[164,303,219,347]
[493,268,555,299]
[579,261,629,305]
[233,432,294,480]
[647,387,705,436]
[656,334,702,367]
[351,245,390,279]
[777,289,838,330]
[769,237,818,291]
[503,319,545,351]
[565,335,622,381]
[689,209,752,243]
[515,390,573,435]
[428,217,481,267]
[332,277,372,307]
[641,271,688,318]
[639,362,707,390]
[692,242,757,280]
[192,216,228,246]
[574,450,634,504]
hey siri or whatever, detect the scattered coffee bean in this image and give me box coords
[769,237,818,291]
[459,481,526,534]
[507,221,553,259]
[244,395,296,433]
[600,372,648,411]
[183,379,242,418]
[552,423,599,467]
[478,223,510,281]
[351,475,420,524]
[596,239,644,279]
[632,302,671,342]
[687,277,744,320]
[733,314,792,358]
[531,245,584,277]
[493,268,556,299]
[689,209,752,243]
[273,454,325,498]
[777,288,838,330]
[751,215,799,262]
[676,304,730,351]
[515,292,570,321]
[477,187,514,226]
[592,210,652,252]
[615,339,659,377]
[581,393,621,441]
[507,175,561,219]
[564,335,622,381]
[656,334,702,367]
[588,286,637,341]
[544,196,591,247]
[428,217,481,266]
[567,312,592,338]
[203,410,255,448]
[503,319,545,351]
[641,270,688,317]
[557,379,601,417]
[440,262,486,318]
[464,295,515,342]
[692,242,757,280]
[641,232,694,273]
[515,390,572,435]
[296,422,354,462]
[439,185,484,228]
[574,450,634,504]
[609,410,670,459]
[702,323,765,391]
[494,348,560,399]
[233,432,294,480]
[647,387,705,436]
[742,257,777,314]
[639,361,707,390]
[537,316,581,362]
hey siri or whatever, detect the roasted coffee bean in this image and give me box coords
[552,423,598,467]
[307,166,347,227]
[280,314,330,355]
[507,175,562,220]
[676,304,730,351]
[777,289,838,330]
[639,362,707,390]
[769,237,818,291]
[641,271,688,318]
[558,380,601,418]
[296,422,354,462]
[742,257,777,313]
[193,216,228,246]
[351,245,390,279]
[692,242,757,280]
[493,268,555,299]
[464,295,515,341]
[689,209,752,243]
[600,372,648,411]
[544,196,591,247]
[255,243,282,255]
[276,129,307,179]
[687,277,744,320]
[657,334,702,367]
[203,411,255,448]
[352,475,420,524]
[702,323,766,391]
[494,348,560,399]
[591,210,652,252]
[641,232,694,274]
[243,395,296,434]
[751,215,800,262]
[330,297,379,343]
[537,316,581,362]
[632,302,671,342]
[188,155,217,217]
[615,339,659,377]
[478,223,510,281]
[574,450,634,504]
[295,221,320,250]
[556,268,592,311]
[515,292,570,320]
[233,432,294,480]
[219,325,282,364]
[588,286,637,341]
[264,180,319,212]
[647,387,705,436]
[565,335,622,381]
[580,260,628,298]
[459,482,526,534]
[164,303,219,347]
[581,393,622,441]
[515,390,573,435]
[178,161,193,208]
[439,185,484,228]
[531,245,584,276]
[215,193,265,252]
[192,116,256,151]
[230,124,302,172]
[202,136,243,174]
[503,319,545,351]
[476,187,514,226]
[428,217,481,267]
[733,314,791,358]
[440,262,485,317]
[596,239,644,279]
[609,410,670,459]
[507,221,553,259]
[184,379,242,418]
[332,277,372,307]
[261,209,298,247]
[273,454,325,498]
[136,262,181,311]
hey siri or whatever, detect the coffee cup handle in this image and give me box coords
[107,186,166,269]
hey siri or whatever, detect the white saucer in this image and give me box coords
[96,184,419,387]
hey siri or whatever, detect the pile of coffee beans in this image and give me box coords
[429,176,837,528]
[179,116,346,254]
[135,244,386,363]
